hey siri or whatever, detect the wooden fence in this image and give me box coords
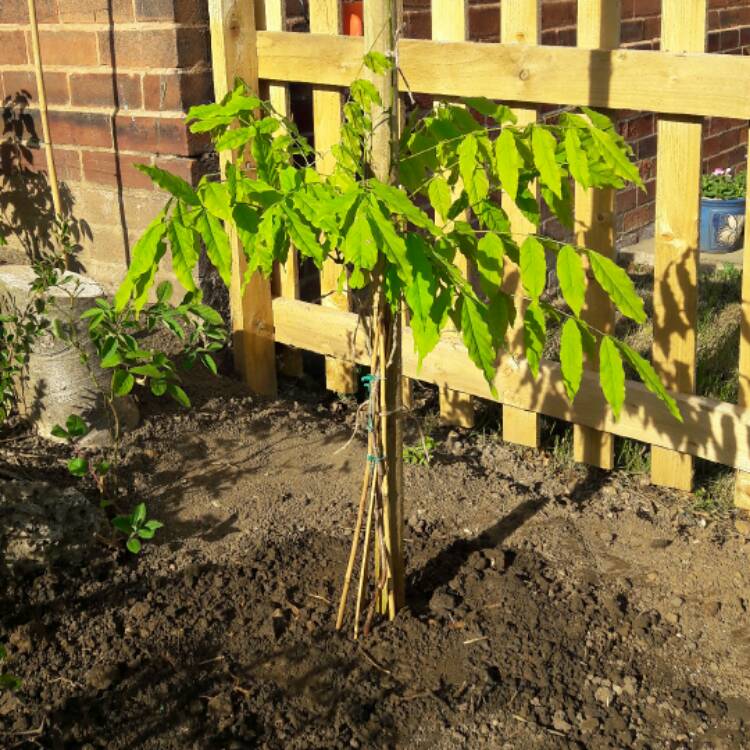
[208,0,750,505]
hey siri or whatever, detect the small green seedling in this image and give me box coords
[403,435,436,466]
[0,645,21,692]
[112,503,163,554]
[51,414,90,476]
[53,415,162,552]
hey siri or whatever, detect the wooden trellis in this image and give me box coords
[209,0,750,505]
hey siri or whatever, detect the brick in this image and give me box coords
[642,16,660,41]
[100,28,210,70]
[114,114,208,156]
[50,147,82,183]
[636,134,657,160]
[2,0,58,23]
[57,0,134,22]
[616,187,637,213]
[469,5,500,42]
[70,73,142,110]
[154,155,205,185]
[631,0,661,17]
[0,32,28,65]
[720,7,750,27]
[403,10,431,39]
[556,27,576,47]
[622,113,655,141]
[623,204,653,233]
[38,30,99,67]
[704,129,742,158]
[134,0,208,23]
[542,1,576,30]
[3,71,69,106]
[620,19,645,44]
[143,71,213,112]
[81,150,154,190]
[637,179,657,206]
[48,110,113,149]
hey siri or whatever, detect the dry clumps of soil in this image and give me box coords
[2,373,750,749]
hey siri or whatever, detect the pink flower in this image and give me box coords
[713,168,727,175]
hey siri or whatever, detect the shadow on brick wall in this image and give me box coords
[1,89,90,266]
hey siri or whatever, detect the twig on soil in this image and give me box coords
[358,646,393,676]
[511,714,566,738]
[307,593,331,606]
[197,654,225,666]
[50,675,82,689]
[462,636,489,645]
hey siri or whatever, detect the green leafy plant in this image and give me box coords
[0,644,21,692]
[112,502,163,554]
[702,168,746,200]
[403,435,436,466]
[52,414,162,554]
[113,53,681,631]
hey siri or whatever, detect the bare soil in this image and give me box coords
[2,369,750,749]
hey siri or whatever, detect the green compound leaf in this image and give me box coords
[564,127,590,189]
[428,176,452,223]
[195,211,232,287]
[587,250,645,323]
[460,296,497,389]
[67,457,89,477]
[112,369,135,397]
[519,236,547,301]
[494,128,521,201]
[599,335,626,420]
[556,243,586,317]
[136,164,200,206]
[531,126,562,199]
[523,301,546,378]
[615,340,682,422]
[559,318,583,401]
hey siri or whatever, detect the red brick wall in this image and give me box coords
[2,0,748,289]
[1,0,211,286]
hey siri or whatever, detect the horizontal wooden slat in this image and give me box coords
[256,32,750,119]
[273,298,750,472]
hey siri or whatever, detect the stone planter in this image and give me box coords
[0,265,138,445]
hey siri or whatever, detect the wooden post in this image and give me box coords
[263,0,304,378]
[209,0,277,396]
[651,0,706,491]
[572,0,619,470]
[365,0,404,618]
[432,0,475,429]
[312,0,358,394]
[500,0,540,448]
[735,133,750,510]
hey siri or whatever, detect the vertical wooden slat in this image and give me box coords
[651,0,706,491]
[432,0,475,428]
[735,135,750,509]
[500,0,540,448]
[210,0,277,396]
[264,0,304,377]
[312,0,358,394]
[572,0,619,469]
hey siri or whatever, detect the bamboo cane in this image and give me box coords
[27,0,62,220]
[353,471,377,639]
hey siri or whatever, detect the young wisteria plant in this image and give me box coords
[114,53,681,635]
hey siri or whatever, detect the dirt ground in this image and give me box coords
[2,368,750,749]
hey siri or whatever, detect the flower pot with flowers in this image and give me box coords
[700,168,746,253]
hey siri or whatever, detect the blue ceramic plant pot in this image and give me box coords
[699,197,745,253]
